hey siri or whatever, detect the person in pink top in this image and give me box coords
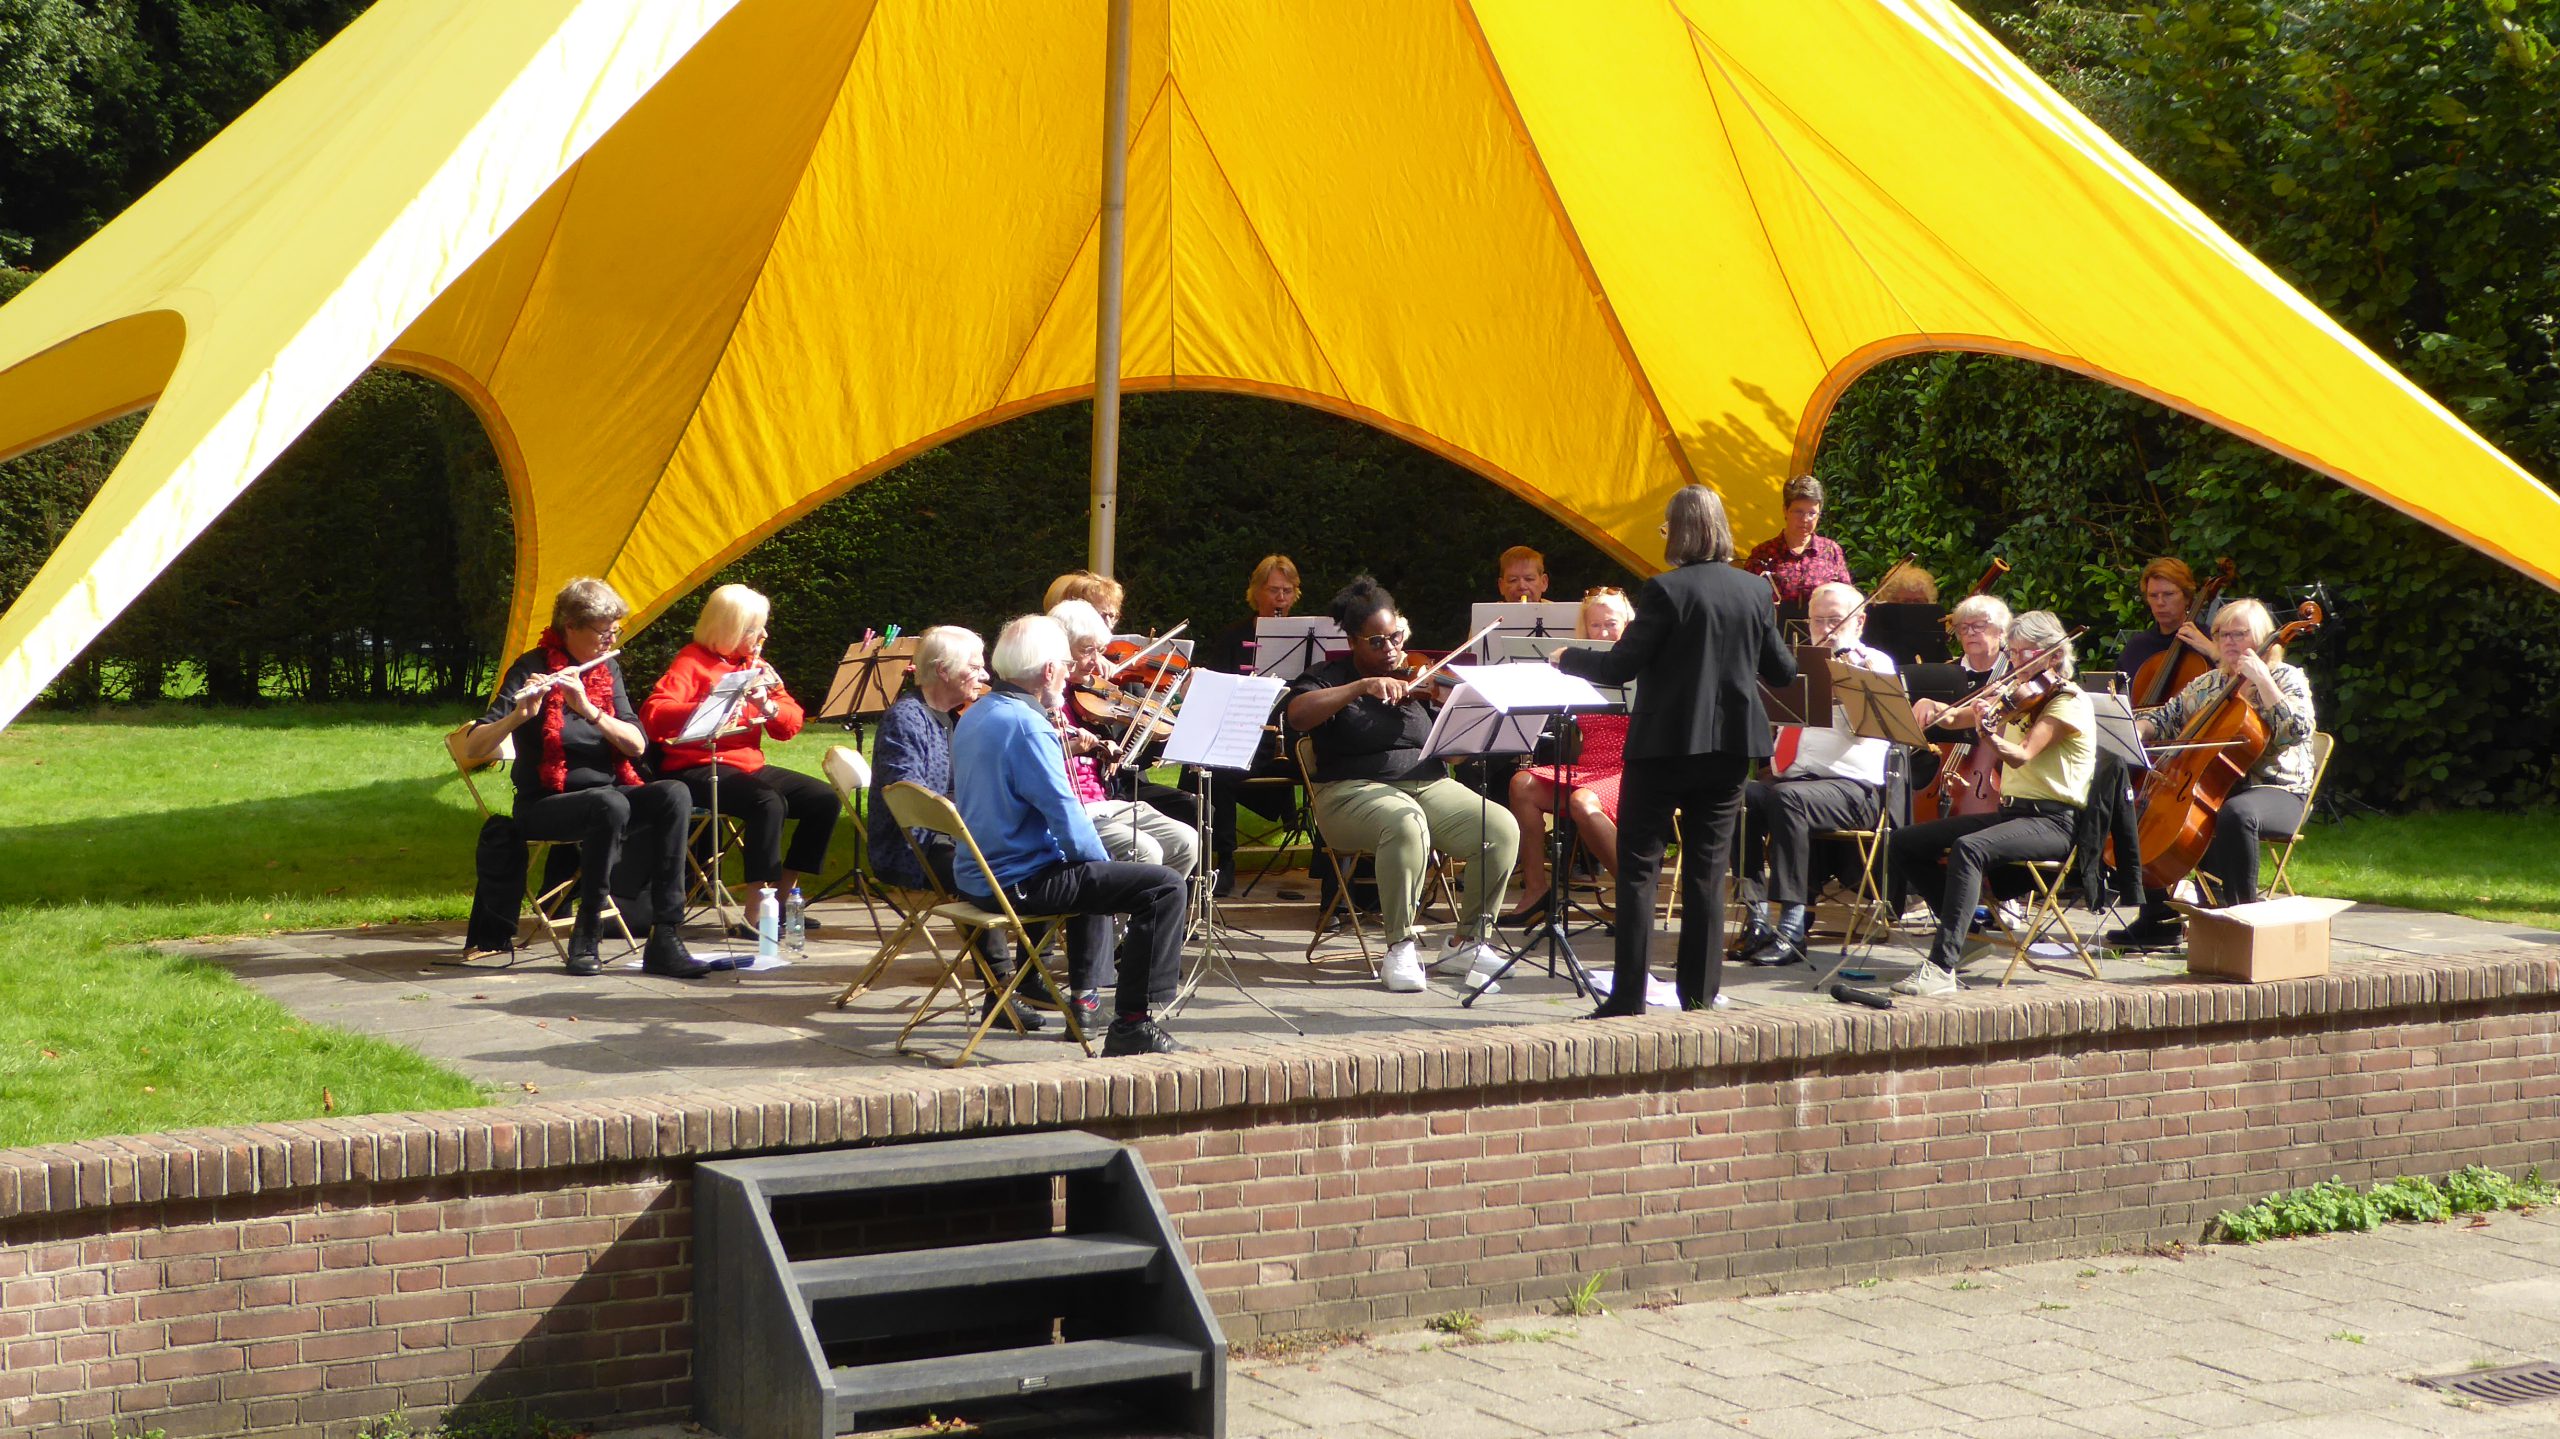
[641,584,840,908]
[1501,587,1635,927]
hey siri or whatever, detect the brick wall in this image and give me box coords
[4,948,2557,1437]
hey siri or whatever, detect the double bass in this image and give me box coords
[2129,557,2235,710]
[2134,602,2323,891]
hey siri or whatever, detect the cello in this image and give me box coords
[2129,557,2234,710]
[2134,602,2323,891]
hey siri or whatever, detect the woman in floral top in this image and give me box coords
[2109,598,2318,946]
[1742,474,1852,604]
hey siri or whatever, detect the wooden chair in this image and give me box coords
[877,781,1089,1065]
[2262,731,2335,898]
[443,722,636,965]
[1995,846,2104,986]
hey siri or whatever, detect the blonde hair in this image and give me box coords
[1950,593,2012,633]
[1498,544,1546,574]
[2214,597,2275,649]
[1246,554,1301,608]
[692,583,770,655]
[1577,588,1633,639]
[1043,570,1125,618]
[1872,566,1938,604]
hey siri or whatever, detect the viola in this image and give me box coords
[2134,603,2323,891]
[2130,557,2234,710]
[1070,680,1178,742]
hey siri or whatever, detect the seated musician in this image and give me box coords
[1908,593,2011,791]
[1497,544,1551,602]
[866,626,1046,1031]
[1203,554,1305,893]
[1285,577,1521,995]
[1736,581,1896,967]
[1871,566,1939,604]
[2117,557,2220,697]
[952,614,1187,1056]
[1742,474,1853,604]
[458,578,708,978]
[1043,570,1126,630]
[1050,600,1203,876]
[2107,598,2319,948]
[642,584,841,926]
[1501,587,1634,926]
[1886,610,2094,996]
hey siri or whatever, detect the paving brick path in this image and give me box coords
[1225,1208,2560,1438]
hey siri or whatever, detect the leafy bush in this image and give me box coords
[2212,1166,2552,1243]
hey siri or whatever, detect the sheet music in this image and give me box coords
[1468,601,1585,659]
[676,669,762,745]
[1422,665,1611,761]
[1251,617,1345,682]
[1490,635,1634,707]
[1160,670,1289,770]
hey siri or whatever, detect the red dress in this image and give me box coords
[1518,713,1627,822]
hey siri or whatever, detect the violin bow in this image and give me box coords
[1830,552,1916,640]
[1104,621,1190,682]
[1404,619,1506,690]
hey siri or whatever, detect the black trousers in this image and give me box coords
[1613,751,1751,1007]
[2140,782,2308,914]
[677,764,839,884]
[512,779,691,936]
[1005,860,1187,1018]
[1890,803,2076,971]
[1740,776,1883,907]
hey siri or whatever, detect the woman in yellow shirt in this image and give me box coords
[1886,610,2094,996]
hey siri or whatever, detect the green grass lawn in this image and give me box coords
[0,702,866,1151]
[1,703,2553,1151]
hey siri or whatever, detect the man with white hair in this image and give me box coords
[951,614,1187,1056]
[1736,581,1896,967]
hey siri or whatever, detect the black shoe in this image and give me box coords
[1102,1017,1184,1056]
[1500,889,1556,928]
[562,933,603,977]
[642,926,717,979]
[1583,999,1644,1020]
[2105,918,2184,951]
[1747,906,1810,967]
[1734,919,1780,961]
[984,992,1048,1033]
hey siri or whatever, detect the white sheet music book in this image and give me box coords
[1251,617,1346,682]
[1160,670,1289,771]
[1488,635,1634,708]
[1422,664,1610,761]
[1468,601,1584,659]
[675,669,762,745]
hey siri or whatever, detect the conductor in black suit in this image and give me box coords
[1555,485,1797,1016]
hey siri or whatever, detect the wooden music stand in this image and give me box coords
[1761,644,1838,728]
[819,637,918,729]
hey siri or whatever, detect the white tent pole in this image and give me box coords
[1088,0,1134,579]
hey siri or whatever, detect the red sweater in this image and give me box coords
[642,643,805,774]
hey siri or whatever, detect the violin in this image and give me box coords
[2134,602,2323,891]
[2130,557,2234,710]
[1104,624,1191,690]
[1914,630,2080,823]
[1070,679,1179,742]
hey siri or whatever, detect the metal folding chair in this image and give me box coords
[1996,845,2104,985]
[2262,732,2335,898]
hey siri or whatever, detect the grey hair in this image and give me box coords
[1663,485,1734,566]
[550,577,628,633]
[1048,598,1111,649]
[991,614,1068,685]
[1949,593,2013,632]
[912,625,984,687]
[2008,609,2076,681]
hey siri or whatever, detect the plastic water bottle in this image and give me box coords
[755,885,780,964]
[783,883,806,956]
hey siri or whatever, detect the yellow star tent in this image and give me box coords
[2,0,2555,728]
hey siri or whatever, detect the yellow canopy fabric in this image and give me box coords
[2,0,2554,728]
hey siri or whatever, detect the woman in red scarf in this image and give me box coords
[642,584,841,921]
[458,578,709,977]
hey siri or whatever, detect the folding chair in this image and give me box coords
[1996,845,2104,986]
[1808,789,1897,991]
[804,744,889,929]
[877,781,1090,1065]
[2262,732,2335,898]
[682,802,748,921]
[443,723,636,965]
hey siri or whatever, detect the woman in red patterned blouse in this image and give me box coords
[642,584,841,913]
[1743,474,1853,605]
[1500,587,1635,926]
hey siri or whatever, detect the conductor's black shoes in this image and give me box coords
[1102,1017,1185,1056]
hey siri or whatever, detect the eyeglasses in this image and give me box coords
[1954,620,2000,635]
[1359,628,1412,652]
[583,621,622,641]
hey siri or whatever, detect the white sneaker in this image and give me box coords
[1379,939,1427,993]
[1429,937,1474,975]
[1460,943,1506,997]
[1891,962,1960,997]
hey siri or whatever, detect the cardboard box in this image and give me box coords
[2171,896,2355,982]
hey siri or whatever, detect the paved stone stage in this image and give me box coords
[181,879,2560,1096]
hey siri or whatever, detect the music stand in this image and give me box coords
[1421,664,1613,1008]
[1866,602,1949,666]
[2085,691,2150,769]
[1760,644,1837,727]
[1251,617,1344,683]
[1159,669,1297,1030]
[1803,663,1928,991]
[676,670,766,933]
[818,637,916,731]
[1468,601,1584,660]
